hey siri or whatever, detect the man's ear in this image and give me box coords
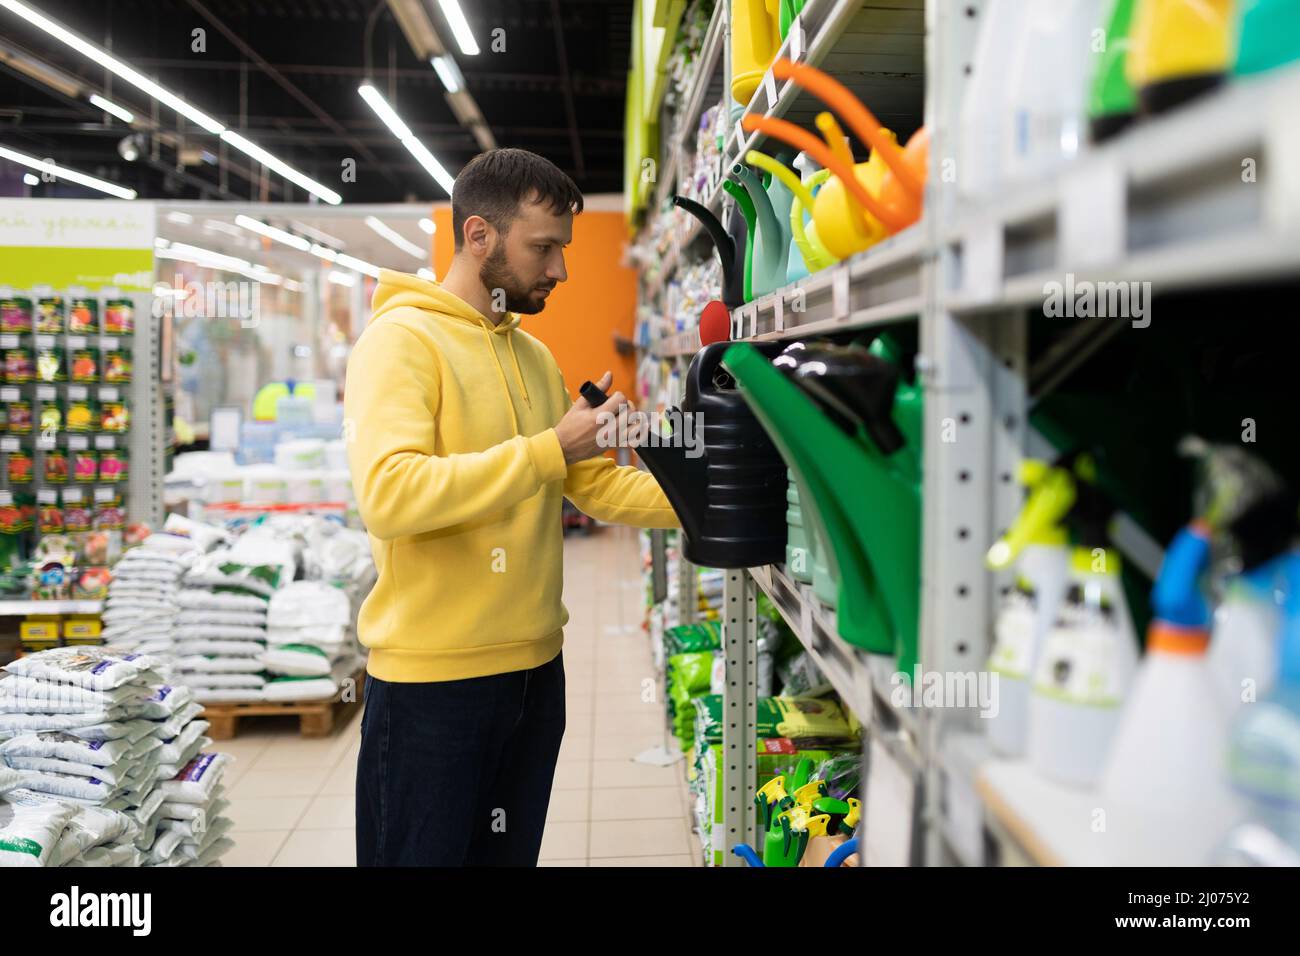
[462,215,492,257]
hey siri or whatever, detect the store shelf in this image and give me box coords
[723,0,925,163]
[674,0,726,152]
[974,759,1108,868]
[0,599,102,615]
[650,226,924,358]
[944,65,1300,312]
[748,562,920,742]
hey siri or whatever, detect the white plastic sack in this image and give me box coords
[0,731,132,767]
[0,789,76,866]
[181,672,265,689]
[173,625,267,642]
[3,647,159,691]
[157,753,230,805]
[267,581,351,629]
[150,701,204,739]
[176,591,267,612]
[177,656,266,674]
[11,769,118,803]
[176,610,267,628]
[261,643,332,677]
[137,685,194,720]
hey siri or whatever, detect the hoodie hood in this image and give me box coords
[370,268,522,334]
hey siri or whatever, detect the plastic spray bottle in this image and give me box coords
[1026,455,1140,788]
[1096,521,1244,864]
[984,460,1075,757]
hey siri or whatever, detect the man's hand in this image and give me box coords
[555,370,641,465]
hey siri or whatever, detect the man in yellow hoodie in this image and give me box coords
[345,148,680,866]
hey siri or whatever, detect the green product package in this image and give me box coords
[35,344,65,383]
[35,297,64,334]
[4,345,34,383]
[66,399,96,432]
[692,694,858,747]
[70,348,98,383]
[6,400,32,434]
[68,298,98,334]
[103,300,134,335]
[0,298,32,333]
[663,620,722,656]
[103,347,132,384]
[100,400,129,433]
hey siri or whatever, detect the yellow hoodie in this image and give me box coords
[344,270,680,682]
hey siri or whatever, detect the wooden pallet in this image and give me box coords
[200,667,366,740]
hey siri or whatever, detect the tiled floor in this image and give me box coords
[220,524,700,867]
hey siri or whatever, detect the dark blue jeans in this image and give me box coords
[355,651,566,866]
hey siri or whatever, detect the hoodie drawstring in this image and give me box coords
[480,323,531,434]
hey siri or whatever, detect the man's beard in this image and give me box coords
[480,243,550,316]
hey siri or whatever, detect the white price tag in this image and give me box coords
[1061,156,1124,270]
[95,435,115,450]
[0,387,18,402]
[763,72,778,111]
[0,437,18,452]
[68,386,87,401]
[32,285,52,298]
[100,337,119,351]
[67,286,87,298]
[35,335,55,348]
[100,387,120,402]
[36,435,56,451]
[68,436,88,450]
[0,288,12,299]
[63,488,83,503]
[774,295,785,332]
[94,487,114,502]
[832,268,850,317]
[38,489,58,504]
[101,287,120,298]
[0,491,11,506]
[964,218,1005,304]
[67,336,87,349]
[790,18,805,62]
[36,386,56,401]
[0,335,17,349]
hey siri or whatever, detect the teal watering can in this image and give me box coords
[731,157,793,298]
[1234,0,1300,75]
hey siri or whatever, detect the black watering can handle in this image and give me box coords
[579,380,610,408]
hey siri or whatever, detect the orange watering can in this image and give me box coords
[743,59,928,237]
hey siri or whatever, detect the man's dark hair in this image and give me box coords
[452,148,583,250]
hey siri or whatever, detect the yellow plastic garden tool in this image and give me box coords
[793,779,829,809]
[732,0,783,106]
[747,59,928,232]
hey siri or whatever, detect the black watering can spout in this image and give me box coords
[673,195,745,310]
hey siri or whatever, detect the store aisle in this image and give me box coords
[217,524,698,867]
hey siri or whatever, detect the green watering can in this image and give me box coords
[1234,0,1300,75]
[732,158,793,298]
[721,179,758,303]
[725,337,923,676]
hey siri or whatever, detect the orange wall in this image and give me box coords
[431,207,638,403]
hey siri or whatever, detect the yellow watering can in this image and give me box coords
[732,0,783,106]
[1127,0,1236,114]
[743,60,928,247]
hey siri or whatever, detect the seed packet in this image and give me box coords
[38,404,60,437]
[100,401,129,433]
[70,348,97,383]
[63,490,91,533]
[94,492,125,531]
[66,400,95,433]
[44,449,69,483]
[38,490,63,534]
[98,450,127,483]
[35,344,65,383]
[103,348,132,384]
[73,450,98,483]
[4,345,34,383]
[0,298,32,333]
[76,566,111,600]
[8,448,33,483]
[35,297,64,334]
[104,300,134,336]
[68,298,98,334]
[7,400,32,434]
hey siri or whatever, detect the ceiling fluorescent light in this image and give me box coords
[165,211,193,225]
[327,270,357,287]
[291,221,345,249]
[0,0,224,134]
[436,0,479,55]
[335,253,381,279]
[418,217,435,235]
[220,131,341,205]
[358,83,456,196]
[282,279,304,293]
[22,172,38,186]
[89,93,133,124]
[365,216,425,259]
[235,215,311,252]
[203,219,242,237]
[431,55,464,94]
[310,243,340,263]
[0,144,136,199]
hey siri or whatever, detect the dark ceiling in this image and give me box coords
[0,0,634,203]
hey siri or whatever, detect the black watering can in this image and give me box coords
[581,341,788,568]
[673,195,747,310]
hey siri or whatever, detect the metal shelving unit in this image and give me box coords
[633,0,1300,867]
